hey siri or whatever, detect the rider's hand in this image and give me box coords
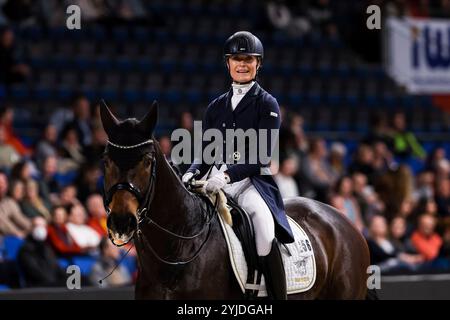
[205,172,230,194]
[182,172,194,185]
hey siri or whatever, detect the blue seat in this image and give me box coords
[115,57,134,71]
[10,85,29,100]
[112,27,129,42]
[33,86,52,101]
[132,27,149,42]
[122,89,141,103]
[90,25,107,40]
[3,236,25,260]
[136,58,153,72]
[364,94,378,107]
[307,92,321,106]
[0,284,10,291]
[94,57,113,71]
[164,90,181,104]
[58,258,71,270]
[98,87,118,101]
[288,93,303,106]
[72,256,96,276]
[326,93,341,107]
[186,89,201,104]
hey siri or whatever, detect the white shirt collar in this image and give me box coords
[232,81,255,96]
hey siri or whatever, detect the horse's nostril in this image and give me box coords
[107,213,137,235]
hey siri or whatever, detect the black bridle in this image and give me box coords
[103,138,217,265]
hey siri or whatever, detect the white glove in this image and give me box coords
[205,172,230,194]
[182,172,194,185]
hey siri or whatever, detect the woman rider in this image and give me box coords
[182,31,294,299]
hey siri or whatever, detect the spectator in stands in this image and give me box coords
[396,198,416,234]
[0,105,31,156]
[411,214,443,262]
[435,178,449,217]
[372,141,394,175]
[35,124,58,168]
[18,216,66,287]
[58,184,80,207]
[416,169,435,196]
[19,179,51,221]
[352,172,384,224]
[435,158,449,183]
[306,0,338,36]
[159,135,172,161]
[0,124,20,171]
[47,205,83,257]
[275,156,300,199]
[349,144,376,183]
[86,194,107,237]
[391,111,426,160]
[390,216,419,254]
[61,95,92,147]
[83,126,107,164]
[40,155,60,202]
[66,203,101,251]
[375,164,414,220]
[10,159,49,202]
[0,171,31,238]
[90,237,132,288]
[333,176,365,233]
[0,26,30,85]
[75,163,101,203]
[8,179,24,203]
[425,147,446,173]
[364,112,393,147]
[289,114,308,154]
[58,125,85,170]
[438,220,450,265]
[328,142,347,178]
[366,215,423,273]
[300,137,335,201]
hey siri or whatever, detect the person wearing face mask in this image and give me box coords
[17,217,67,287]
[182,31,294,299]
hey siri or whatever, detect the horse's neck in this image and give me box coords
[150,150,201,227]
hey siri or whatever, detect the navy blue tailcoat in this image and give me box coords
[188,82,295,243]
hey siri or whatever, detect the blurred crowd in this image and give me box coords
[0,96,135,289]
[0,91,449,289]
[274,106,450,274]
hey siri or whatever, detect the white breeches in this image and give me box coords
[223,178,275,256]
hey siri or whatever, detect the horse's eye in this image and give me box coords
[143,155,152,167]
[103,156,111,167]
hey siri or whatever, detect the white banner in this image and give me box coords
[385,17,450,94]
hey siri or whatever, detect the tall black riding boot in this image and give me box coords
[260,239,287,300]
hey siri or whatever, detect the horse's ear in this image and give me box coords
[100,100,120,137]
[138,100,158,137]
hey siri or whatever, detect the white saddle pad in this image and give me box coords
[218,212,317,297]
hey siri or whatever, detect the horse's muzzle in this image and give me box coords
[107,212,138,246]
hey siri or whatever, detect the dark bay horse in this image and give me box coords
[100,102,370,299]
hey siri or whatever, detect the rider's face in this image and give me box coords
[227,55,259,83]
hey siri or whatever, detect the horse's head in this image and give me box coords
[100,101,158,246]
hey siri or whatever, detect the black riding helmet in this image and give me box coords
[223,31,264,60]
[224,31,264,83]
